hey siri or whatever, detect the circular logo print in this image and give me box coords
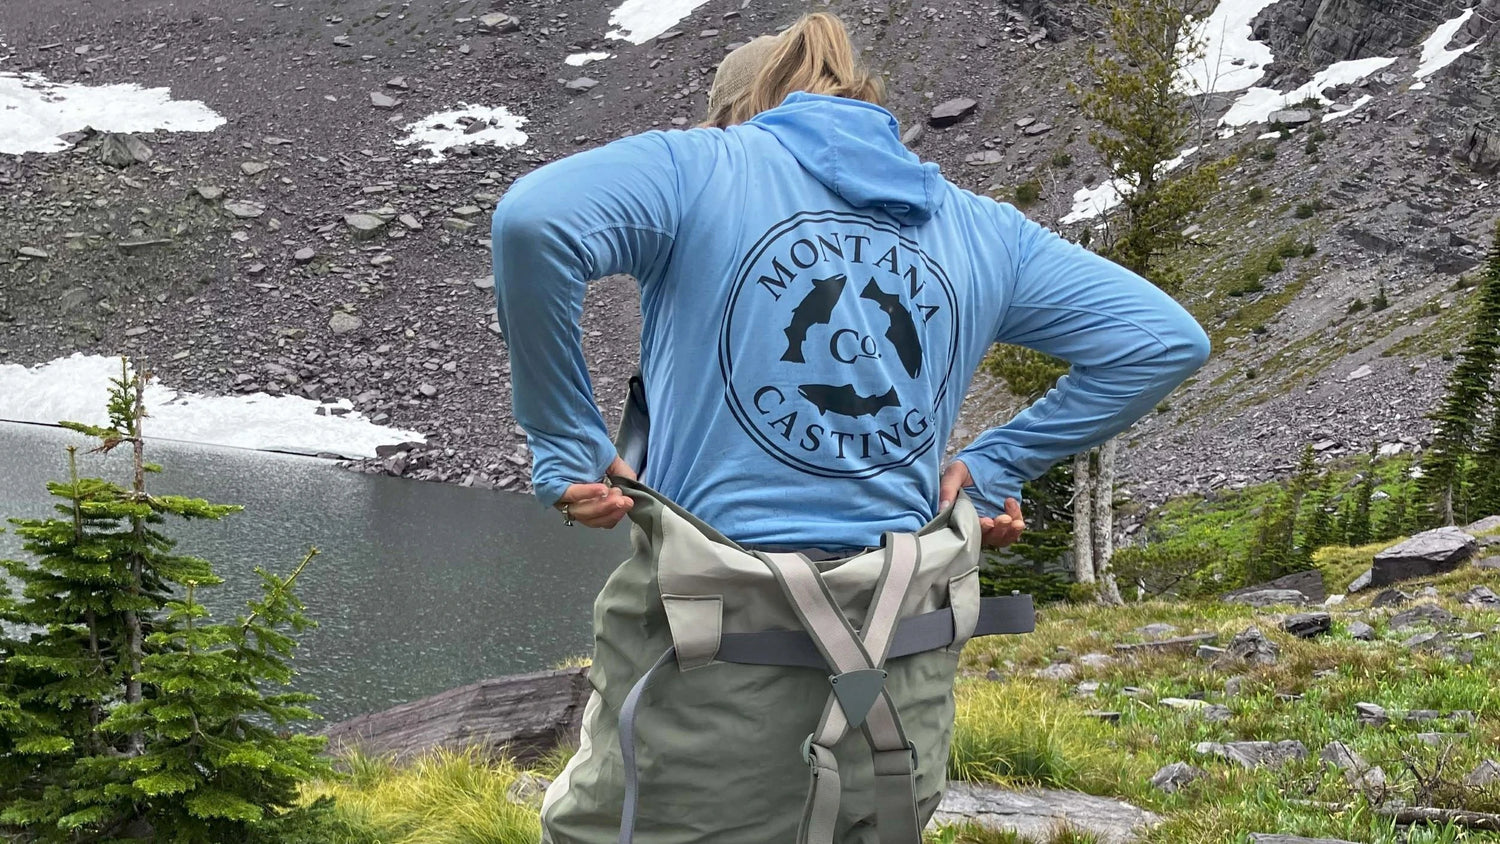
[718,211,959,478]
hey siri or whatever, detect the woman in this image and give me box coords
[492,13,1208,843]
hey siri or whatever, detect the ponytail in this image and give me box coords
[705,13,885,128]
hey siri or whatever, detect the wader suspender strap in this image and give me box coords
[758,535,924,844]
[614,553,1037,842]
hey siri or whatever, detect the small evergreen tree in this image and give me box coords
[1377,477,1413,542]
[1344,465,1376,547]
[0,360,330,843]
[1418,222,1500,525]
[1301,474,1338,553]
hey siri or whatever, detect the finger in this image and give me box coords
[557,483,611,505]
[939,461,971,510]
[1004,498,1023,520]
[568,491,633,522]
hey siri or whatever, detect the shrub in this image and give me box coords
[1051,151,1074,168]
[979,560,1072,604]
[1348,298,1367,314]
[1258,146,1277,161]
[1372,286,1390,311]
[1294,203,1317,219]
[1014,180,1042,207]
[1248,185,1267,202]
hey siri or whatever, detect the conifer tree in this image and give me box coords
[1053,0,1225,604]
[1418,221,1500,525]
[1377,479,1412,542]
[0,360,331,842]
[1301,474,1338,554]
[1345,464,1376,547]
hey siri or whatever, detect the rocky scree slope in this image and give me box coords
[0,0,1495,504]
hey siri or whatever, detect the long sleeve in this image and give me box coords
[956,206,1211,515]
[490,132,680,507]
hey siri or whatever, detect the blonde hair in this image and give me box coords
[703,13,885,129]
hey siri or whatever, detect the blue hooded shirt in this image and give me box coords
[492,92,1210,549]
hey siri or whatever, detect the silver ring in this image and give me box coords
[561,503,574,527]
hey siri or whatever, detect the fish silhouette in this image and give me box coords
[798,383,901,418]
[781,274,847,363]
[859,278,922,378]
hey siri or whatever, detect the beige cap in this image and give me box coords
[708,34,784,114]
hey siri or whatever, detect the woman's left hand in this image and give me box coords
[555,456,638,529]
[939,460,1026,548]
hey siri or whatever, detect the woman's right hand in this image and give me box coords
[554,456,638,529]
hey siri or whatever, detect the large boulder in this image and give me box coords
[1224,570,1327,603]
[323,667,590,763]
[1371,527,1477,587]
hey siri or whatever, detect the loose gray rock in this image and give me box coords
[1464,515,1500,534]
[900,123,925,146]
[370,91,402,110]
[293,247,317,264]
[1347,620,1376,641]
[1320,741,1386,794]
[1400,631,1445,650]
[329,312,364,335]
[1465,759,1500,788]
[1355,702,1389,727]
[1217,627,1279,667]
[1460,586,1500,607]
[418,383,439,398]
[1389,603,1456,631]
[17,246,49,259]
[1347,568,1373,593]
[1281,612,1332,639]
[929,98,978,127]
[195,185,225,201]
[965,150,1005,166]
[1022,122,1053,136]
[932,783,1160,844]
[1477,555,1500,570]
[1269,109,1315,126]
[241,161,271,176]
[1415,732,1468,746]
[386,76,410,90]
[1150,762,1205,793]
[1372,527,1477,586]
[473,275,496,291]
[99,132,153,167]
[1033,662,1078,681]
[224,200,266,219]
[1371,589,1412,608]
[478,12,521,33]
[345,213,389,240]
[505,772,552,806]
[566,77,599,93]
[1134,623,1178,639]
[1077,653,1115,669]
[1227,589,1309,607]
[1195,740,1308,769]
[1225,571,1327,603]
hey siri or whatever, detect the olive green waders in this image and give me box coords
[539,479,1034,844]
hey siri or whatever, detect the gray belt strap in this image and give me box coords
[715,595,1036,670]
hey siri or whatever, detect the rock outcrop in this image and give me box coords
[323,667,590,763]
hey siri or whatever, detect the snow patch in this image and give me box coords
[565,52,613,67]
[606,0,712,44]
[0,355,424,460]
[396,104,528,163]
[1414,7,1478,80]
[1061,147,1199,224]
[1322,94,1374,123]
[1176,0,1280,95]
[0,72,224,156]
[1221,56,1395,126]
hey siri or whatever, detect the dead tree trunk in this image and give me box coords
[1073,451,1095,584]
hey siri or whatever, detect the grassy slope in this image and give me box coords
[304,556,1500,844]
